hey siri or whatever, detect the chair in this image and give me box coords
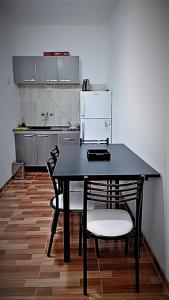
[79,136,111,211]
[51,144,83,192]
[50,144,60,163]
[46,156,95,257]
[81,176,144,295]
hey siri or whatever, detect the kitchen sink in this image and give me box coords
[28,126,52,130]
[27,126,79,131]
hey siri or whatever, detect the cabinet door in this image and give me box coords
[36,57,58,83]
[13,56,36,83]
[57,56,80,84]
[58,132,80,145]
[15,133,37,166]
[37,134,58,166]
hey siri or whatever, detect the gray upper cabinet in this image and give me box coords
[36,57,58,83]
[13,56,36,83]
[57,56,80,84]
[13,56,80,84]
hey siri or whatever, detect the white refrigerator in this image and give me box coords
[80,91,112,142]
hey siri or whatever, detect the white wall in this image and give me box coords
[0,11,20,188]
[0,18,109,188]
[165,0,169,280]
[12,25,109,85]
[109,0,169,278]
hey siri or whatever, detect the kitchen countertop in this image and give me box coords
[13,126,80,133]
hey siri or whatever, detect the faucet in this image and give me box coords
[41,112,49,126]
[67,120,72,128]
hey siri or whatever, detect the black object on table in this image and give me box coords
[87,149,110,160]
[52,143,160,263]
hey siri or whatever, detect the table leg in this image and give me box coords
[63,180,70,263]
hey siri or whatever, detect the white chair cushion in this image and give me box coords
[52,191,94,211]
[87,209,133,237]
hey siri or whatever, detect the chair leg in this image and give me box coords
[95,238,100,258]
[79,216,82,256]
[83,226,88,295]
[47,210,60,257]
[134,233,140,292]
[135,257,140,292]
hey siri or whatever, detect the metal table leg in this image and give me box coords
[63,180,70,263]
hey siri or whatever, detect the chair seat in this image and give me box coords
[87,209,133,237]
[51,191,94,211]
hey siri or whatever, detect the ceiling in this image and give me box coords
[0,0,117,26]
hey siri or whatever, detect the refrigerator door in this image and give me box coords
[80,91,111,119]
[80,119,112,141]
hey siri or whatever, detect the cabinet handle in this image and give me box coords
[45,79,58,82]
[24,134,35,137]
[23,79,36,82]
[37,134,48,137]
[82,123,85,140]
[63,138,75,141]
[59,79,70,82]
[81,96,85,117]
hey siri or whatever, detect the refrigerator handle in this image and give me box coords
[81,97,85,117]
[82,122,85,140]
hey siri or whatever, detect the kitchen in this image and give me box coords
[0,0,169,298]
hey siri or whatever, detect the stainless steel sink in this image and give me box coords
[28,126,52,130]
[27,125,79,131]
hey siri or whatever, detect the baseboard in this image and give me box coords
[142,236,169,293]
[0,176,13,193]
[24,166,47,172]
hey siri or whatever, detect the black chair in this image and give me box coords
[81,176,144,295]
[50,144,60,163]
[46,157,94,257]
[79,136,111,228]
[51,144,83,192]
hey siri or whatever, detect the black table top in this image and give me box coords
[52,143,160,180]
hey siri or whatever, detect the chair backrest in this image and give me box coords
[83,176,144,229]
[80,138,109,146]
[47,157,63,196]
[50,144,60,163]
[47,158,55,179]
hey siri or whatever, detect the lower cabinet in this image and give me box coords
[36,134,58,165]
[58,132,80,145]
[15,133,58,166]
[15,131,80,166]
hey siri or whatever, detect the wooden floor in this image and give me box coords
[0,172,169,300]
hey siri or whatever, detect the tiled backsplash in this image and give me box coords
[19,85,81,127]
[19,84,107,127]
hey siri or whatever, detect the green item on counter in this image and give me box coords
[13,126,29,131]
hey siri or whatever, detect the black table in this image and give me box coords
[52,143,160,262]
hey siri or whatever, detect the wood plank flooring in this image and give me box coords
[0,172,169,300]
